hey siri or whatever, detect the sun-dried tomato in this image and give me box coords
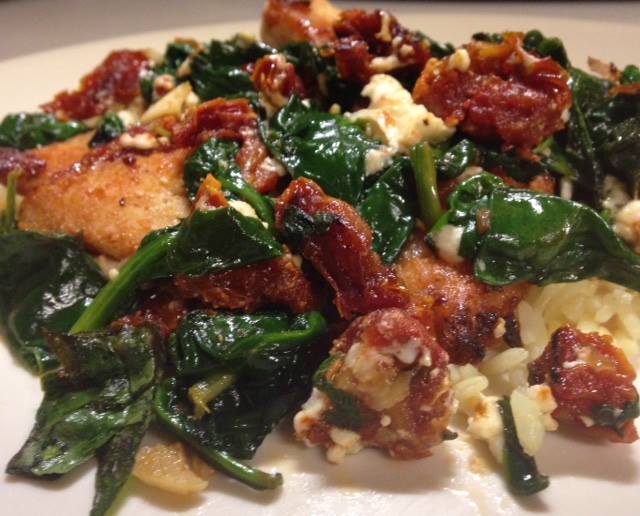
[529,326,639,443]
[413,33,571,151]
[42,50,150,121]
[276,178,408,319]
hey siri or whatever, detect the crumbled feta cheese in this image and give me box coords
[119,132,158,150]
[431,224,464,264]
[117,109,137,128]
[399,44,414,58]
[380,415,392,427]
[389,338,423,364]
[614,199,640,254]
[603,175,631,215]
[560,178,573,200]
[347,74,455,154]
[229,200,259,220]
[294,388,329,440]
[579,415,595,428]
[364,147,393,176]
[369,55,402,73]
[447,48,471,72]
[326,428,363,464]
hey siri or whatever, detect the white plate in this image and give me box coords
[1,7,639,516]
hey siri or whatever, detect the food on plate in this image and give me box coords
[0,0,639,514]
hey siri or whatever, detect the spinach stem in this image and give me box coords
[189,372,237,419]
[154,379,283,490]
[410,142,443,228]
[70,232,176,333]
[2,169,21,231]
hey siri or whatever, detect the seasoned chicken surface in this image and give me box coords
[17,136,190,259]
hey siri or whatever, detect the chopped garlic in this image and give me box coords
[347,74,454,154]
[364,147,393,176]
[141,81,194,123]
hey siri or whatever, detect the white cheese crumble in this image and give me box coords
[602,175,631,215]
[364,147,393,176]
[119,132,158,150]
[117,109,138,128]
[447,48,471,72]
[614,199,640,254]
[293,388,329,443]
[347,74,454,154]
[380,415,392,427]
[430,224,464,264]
[326,428,364,464]
[369,55,401,73]
[229,200,269,228]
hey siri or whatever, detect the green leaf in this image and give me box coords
[71,208,282,333]
[140,42,194,104]
[430,173,640,292]
[313,353,365,431]
[523,30,569,67]
[591,397,640,437]
[602,118,640,197]
[498,396,549,496]
[0,231,105,372]
[264,96,381,204]
[0,113,88,150]
[184,138,275,225]
[154,378,283,490]
[6,326,161,479]
[621,64,640,85]
[279,205,336,251]
[358,156,416,263]
[436,139,479,180]
[89,113,125,148]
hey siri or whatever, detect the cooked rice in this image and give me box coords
[450,278,640,463]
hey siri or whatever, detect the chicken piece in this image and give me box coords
[413,33,571,152]
[276,177,408,319]
[261,0,340,48]
[395,232,529,364]
[175,252,320,314]
[294,308,453,462]
[18,136,191,259]
[529,326,639,443]
[42,50,150,121]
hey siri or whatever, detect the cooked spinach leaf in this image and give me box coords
[140,42,194,103]
[189,35,273,102]
[592,397,640,437]
[155,311,326,487]
[602,117,640,197]
[430,173,640,291]
[89,113,125,147]
[184,138,274,225]
[437,139,479,180]
[522,29,569,67]
[7,326,162,515]
[170,310,326,377]
[358,156,416,263]
[264,96,381,204]
[0,230,105,373]
[621,64,640,85]
[498,396,549,496]
[0,113,87,150]
[72,208,282,332]
[279,205,336,251]
[154,378,282,490]
[313,353,365,431]
[481,146,545,183]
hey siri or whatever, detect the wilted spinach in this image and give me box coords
[497,397,549,496]
[155,311,327,486]
[429,173,640,291]
[358,156,416,263]
[6,326,162,516]
[592,398,640,437]
[184,138,274,225]
[263,96,381,204]
[189,35,273,102]
[0,113,87,150]
[278,205,337,251]
[72,208,283,332]
[89,112,125,147]
[0,226,105,372]
[522,29,569,67]
[140,42,194,103]
[436,139,479,180]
